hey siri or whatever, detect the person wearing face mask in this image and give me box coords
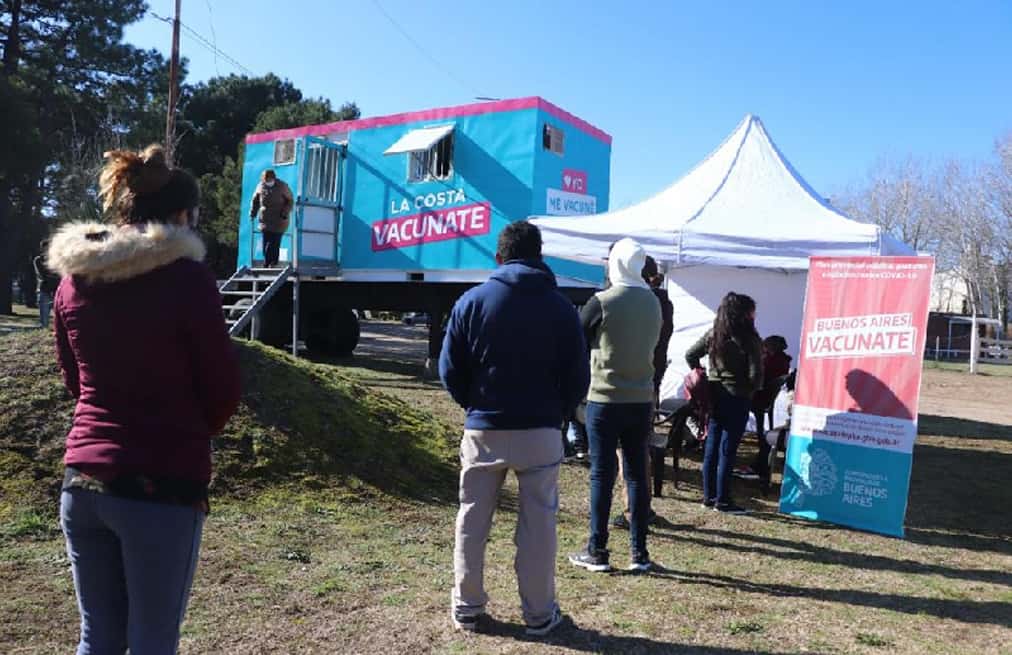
[685,292,762,515]
[249,169,293,268]
[47,144,241,654]
[569,238,661,573]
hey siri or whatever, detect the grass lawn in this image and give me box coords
[2,324,1011,654]
[923,360,1012,377]
[0,304,40,334]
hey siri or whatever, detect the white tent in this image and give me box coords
[532,114,915,404]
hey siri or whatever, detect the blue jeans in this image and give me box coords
[586,401,653,559]
[61,489,205,655]
[703,388,751,505]
[38,291,52,328]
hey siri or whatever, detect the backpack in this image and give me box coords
[683,367,709,406]
[682,367,711,441]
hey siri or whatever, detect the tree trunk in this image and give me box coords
[0,183,14,314]
[2,0,23,76]
[996,263,1010,331]
[0,0,23,314]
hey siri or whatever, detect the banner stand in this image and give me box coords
[779,256,935,537]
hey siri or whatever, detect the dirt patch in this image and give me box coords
[919,367,1012,427]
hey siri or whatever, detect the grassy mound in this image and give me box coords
[0,329,458,524]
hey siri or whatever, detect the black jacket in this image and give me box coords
[34,254,60,295]
[685,328,762,398]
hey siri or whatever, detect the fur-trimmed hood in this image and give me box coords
[47,221,206,283]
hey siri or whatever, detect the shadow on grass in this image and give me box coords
[733,430,1012,555]
[918,414,1012,441]
[905,442,1012,548]
[650,522,1012,587]
[639,565,1012,628]
[322,354,427,380]
[477,615,806,654]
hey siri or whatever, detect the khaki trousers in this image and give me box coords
[452,427,562,626]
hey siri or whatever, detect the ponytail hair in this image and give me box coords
[98,144,199,225]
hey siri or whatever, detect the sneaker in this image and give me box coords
[701,498,716,509]
[568,549,612,573]
[525,605,564,636]
[627,554,653,573]
[732,466,760,480]
[714,502,749,515]
[450,610,486,632]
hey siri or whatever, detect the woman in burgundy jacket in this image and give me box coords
[47,144,240,655]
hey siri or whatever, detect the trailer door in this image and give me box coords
[295,136,344,272]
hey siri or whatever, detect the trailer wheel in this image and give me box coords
[306,307,360,356]
[228,298,289,347]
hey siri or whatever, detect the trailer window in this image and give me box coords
[408,132,454,182]
[273,139,296,165]
[304,143,341,203]
[543,124,564,155]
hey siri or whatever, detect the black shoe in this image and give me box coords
[609,514,630,530]
[451,610,487,632]
[525,606,564,636]
[701,498,716,509]
[627,553,653,573]
[732,466,760,480]
[568,549,612,572]
[714,502,749,515]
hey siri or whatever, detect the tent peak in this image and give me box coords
[739,113,762,129]
[531,112,916,269]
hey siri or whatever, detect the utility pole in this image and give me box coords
[164,0,182,163]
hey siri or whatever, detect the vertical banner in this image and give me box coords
[779,256,934,537]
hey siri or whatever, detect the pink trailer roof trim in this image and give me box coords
[245,96,612,146]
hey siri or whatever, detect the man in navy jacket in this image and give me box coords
[440,220,589,637]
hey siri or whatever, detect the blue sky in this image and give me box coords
[126,0,1012,208]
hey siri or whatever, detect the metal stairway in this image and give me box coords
[219,265,293,337]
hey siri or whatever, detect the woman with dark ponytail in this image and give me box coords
[685,292,762,514]
[47,144,241,654]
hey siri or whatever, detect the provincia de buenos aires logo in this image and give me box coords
[805,313,916,359]
[799,448,838,498]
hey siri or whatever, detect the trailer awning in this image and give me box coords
[383,124,455,155]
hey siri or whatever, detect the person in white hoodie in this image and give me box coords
[568,238,662,573]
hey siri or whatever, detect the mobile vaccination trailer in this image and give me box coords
[227,97,611,362]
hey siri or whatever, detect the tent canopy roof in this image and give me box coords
[532,115,914,270]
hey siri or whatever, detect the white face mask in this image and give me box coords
[264,180,276,188]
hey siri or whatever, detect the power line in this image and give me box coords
[369,0,482,97]
[149,10,254,76]
[204,0,220,76]
[180,21,251,74]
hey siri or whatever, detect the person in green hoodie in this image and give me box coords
[568,238,661,573]
[685,292,762,514]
